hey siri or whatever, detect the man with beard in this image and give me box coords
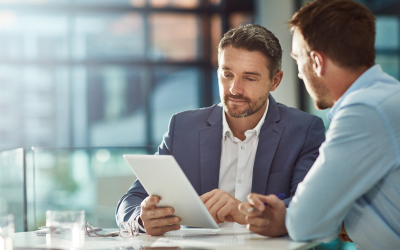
[239,0,400,249]
[116,24,325,236]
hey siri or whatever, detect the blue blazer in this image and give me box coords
[116,95,325,224]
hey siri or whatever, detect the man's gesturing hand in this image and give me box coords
[238,193,287,237]
[139,195,181,236]
[200,189,246,224]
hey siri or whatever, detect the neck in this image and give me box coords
[225,101,267,141]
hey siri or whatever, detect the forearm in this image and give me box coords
[116,180,148,225]
[286,105,396,242]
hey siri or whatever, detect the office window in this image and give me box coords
[0,12,68,60]
[83,66,147,147]
[375,16,400,79]
[149,0,200,9]
[0,1,255,151]
[151,67,200,144]
[73,13,146,60]
[150,13,199,61]
[0,0,254,230]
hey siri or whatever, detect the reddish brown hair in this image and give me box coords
[289,0,376,69]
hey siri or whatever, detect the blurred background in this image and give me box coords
[0,0,398,249]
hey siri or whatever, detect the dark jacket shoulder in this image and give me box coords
[276,102,322,126]
[172,103,222,128]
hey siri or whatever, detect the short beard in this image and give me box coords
[223,93,268,118]
[304,60,332,110]
[315,98,332,110]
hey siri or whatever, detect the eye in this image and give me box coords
[223,72,233,78]
[245,77,256,82]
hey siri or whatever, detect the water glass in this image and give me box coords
[0,214,14,250]
[46,210,85,248]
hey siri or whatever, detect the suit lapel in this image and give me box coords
[252,95,285,195]
[200,105,223,195]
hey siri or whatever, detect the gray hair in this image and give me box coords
[218,24,282,79]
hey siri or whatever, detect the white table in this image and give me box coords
[13,228,319,250]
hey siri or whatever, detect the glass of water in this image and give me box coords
[46,210,85,248]
[0,214,14,250]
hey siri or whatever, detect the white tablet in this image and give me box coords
[123,154,219,229]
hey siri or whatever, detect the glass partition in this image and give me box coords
[30,147,155,230]
[0,148,26,232]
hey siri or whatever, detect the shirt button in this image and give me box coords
[241,145,245,150]
[238,178,242,184]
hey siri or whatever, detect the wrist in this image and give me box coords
[136,215,146,233]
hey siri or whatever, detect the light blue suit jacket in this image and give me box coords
[116,95,325,225]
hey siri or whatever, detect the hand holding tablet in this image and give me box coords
[124,155,219,236]
[140,195,181,236]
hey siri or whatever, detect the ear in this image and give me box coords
[270,71,283,91]
[310,51,324,77]
[270,70,283,91]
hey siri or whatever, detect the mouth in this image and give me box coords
[228,98,248,103]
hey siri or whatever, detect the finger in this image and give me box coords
[146,216,181,228]
[262,195,285,210]
[238,202,262,216]
[200,189,217,203]
[141,207,175,220]
[215,203,231,223]
[238,202,251,215]
[207,199,225,224]
[246,223,269,236]
[203,190,224,210]
[203,190,233,223]
[247,193,267,211]
[216,198,240,223]
[246,215,270,228]
[147,224,181,236]
[141,195,160,210]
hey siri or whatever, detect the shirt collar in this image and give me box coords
[222,99,269,140]
[327,64,382,121]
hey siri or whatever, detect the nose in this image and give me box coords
[298,72,303,79]
[229,77,243,95]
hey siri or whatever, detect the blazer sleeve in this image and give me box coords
[283,116,325,206]
[115,115,176,225]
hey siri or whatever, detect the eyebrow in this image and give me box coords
[221,66,261,77]
[243,71,262,77]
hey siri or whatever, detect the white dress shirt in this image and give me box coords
[218,101,269,228]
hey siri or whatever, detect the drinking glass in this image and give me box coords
[46,210,85,248]
[0,214,14,250]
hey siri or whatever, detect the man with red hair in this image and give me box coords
[239,0,400,248]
